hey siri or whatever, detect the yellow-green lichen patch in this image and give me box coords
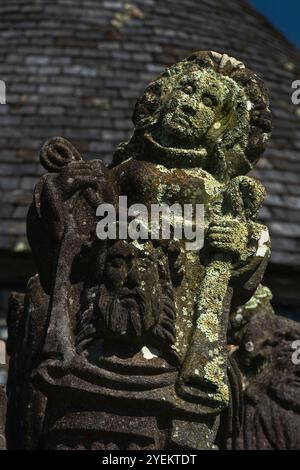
[197,311,220,342]
[244,284,272,310]
[205,355,229,405]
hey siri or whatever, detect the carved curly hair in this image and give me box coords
[113,51,272,179]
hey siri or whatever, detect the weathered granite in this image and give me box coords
[6,51,274,450]
[236,312,300,450]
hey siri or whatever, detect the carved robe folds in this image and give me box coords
[6,51,273,450]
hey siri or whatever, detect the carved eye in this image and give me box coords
[110,257,125,268]
[180,79,196,95]
[138,258,151,269]
[202,93,217,107]
[183,84,194,95]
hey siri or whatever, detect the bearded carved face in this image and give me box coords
[76,240,176,351]
[99,241,163,341]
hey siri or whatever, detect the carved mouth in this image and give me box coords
[117,288,145,313]
[118,287,140,299]
[172,113,192,128]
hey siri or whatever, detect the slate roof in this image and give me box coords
[0,0,300,269]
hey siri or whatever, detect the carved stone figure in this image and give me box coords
[6,51,274,450]
[235,312,300,450]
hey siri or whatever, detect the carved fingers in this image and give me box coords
[57,161,105,200]
[207,219,249,256]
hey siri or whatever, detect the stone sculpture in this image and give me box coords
[235,311,300,450]
[221,286,300,450]
[6,51,274,449]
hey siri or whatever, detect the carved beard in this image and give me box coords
[75,284,176,354]
[96,284,159,341]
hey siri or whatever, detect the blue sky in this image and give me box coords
[250,0,300,49]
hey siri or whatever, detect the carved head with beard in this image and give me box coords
[75,239,178,357]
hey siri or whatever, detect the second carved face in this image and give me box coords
[99,241,162,341]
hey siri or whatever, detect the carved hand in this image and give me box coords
[56,161,104,201]
[40,160,109,242]
[207,218,249,260]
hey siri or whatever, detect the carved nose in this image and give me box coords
[181,104,196,116]
[125,266,140,288]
